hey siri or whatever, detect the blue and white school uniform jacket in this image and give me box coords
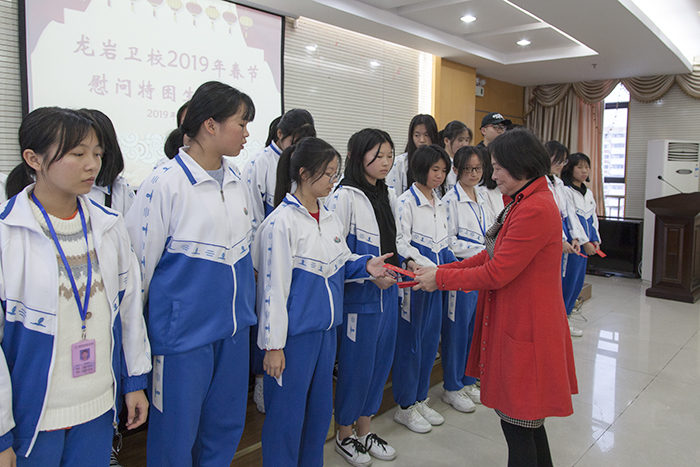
[395,184,456,268]
[88,176,136,217]
[477,185,505,218]
[253,194,372,351]
[326,185,397,314]
[442,184,494,261]
[564,184,600,245]
[546,175,586,244]
[0,187,151,456]
[245,142,282,228]
[125,149,257,356]
[386,152,409,195]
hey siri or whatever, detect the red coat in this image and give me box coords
[436,176,577,420]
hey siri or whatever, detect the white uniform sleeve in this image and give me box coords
[564,188,589,244]
[125,176,172,303]
[394,199,436,268]
[0,252,15,447]
[114,177,136,217]
[114,217,152,379]
[591,197,601,244]
[245,156,268,236]
[255,215,294,351]
[325,189,353,238]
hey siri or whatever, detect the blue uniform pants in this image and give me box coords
[262,329,336,467]
[562,253,587,316]
[392,288,442,407]
[16,410,113,467]
[441,290,478,391]
[146,331,249,467]
[335,287,398,426]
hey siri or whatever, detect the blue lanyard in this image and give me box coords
[32,193,92,339]
[467,201,486,238]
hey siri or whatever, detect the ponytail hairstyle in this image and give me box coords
[80,109,124,187]
[176,81,255,144]
[277,109,315,147]
[561,152,591,186]
[6,107,95,199]
[265,115,282,147]
[405,114,438,187]
[176,101,190,127]
[164,128,184,159]
[545,140,569,166]
[453,146,486,181]
[409,144,451,195]
[343,128,394,191]
[479,147,498,190]
[437,120,472,150]
[274,137,340,208]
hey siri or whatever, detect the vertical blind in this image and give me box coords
[0,0,22,173]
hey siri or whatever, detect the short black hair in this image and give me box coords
[488,128,550,181]
[561,152,591,185]
[176,101,189,127]
[164,128,183,159]
[80,109,124,187]
[409,144,451,188]
[453,146,486,180]
[545,140,569,166]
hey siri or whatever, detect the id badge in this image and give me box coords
[72,339,96,378]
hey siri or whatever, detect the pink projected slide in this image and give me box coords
[23,0,283,185]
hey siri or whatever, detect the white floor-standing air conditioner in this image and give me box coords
[642,140,700,282]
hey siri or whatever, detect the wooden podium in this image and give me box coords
[645,192,700,303]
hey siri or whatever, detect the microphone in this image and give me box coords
[657,175,684,194]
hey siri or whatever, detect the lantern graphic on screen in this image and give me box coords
[131,0,140,12]
[205,5,219,29]
[167,0,183,20]
[148,0,163,16]
[186,1,202,26]
[222,8,237,34]
[239,14,253,38]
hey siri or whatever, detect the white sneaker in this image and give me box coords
[461,384,481,404]
[415,398,445,425]
[569,323,583,337]
[360,433,397,461]
[335,433,372,467]
[393,405,432,433]
[442,389,476,413]
[253,376,265,413]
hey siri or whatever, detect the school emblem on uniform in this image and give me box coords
[244,207,248,215]
[334,236,341,243]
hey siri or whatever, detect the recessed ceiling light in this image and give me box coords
[460,15,476,23]
[305,44,317,52]
[370,60,380,67]
[517,39,531,46]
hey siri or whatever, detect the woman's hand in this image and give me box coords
[264,349,285,378]
[562,241,575,254]
[583,242,596,256]
[571,239,581,253]
[365,253,394,278]
[405,260,418,273]
[0,447,16,467]
[125,389,149,430]
[413,266,439,292]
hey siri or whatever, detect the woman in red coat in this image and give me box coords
[414,128,577,467]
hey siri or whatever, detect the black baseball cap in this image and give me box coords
[481,112,512,128]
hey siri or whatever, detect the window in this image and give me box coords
[602,83,630,217]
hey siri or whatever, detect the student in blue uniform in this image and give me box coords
[327,129,400,466]
[253,137,392,467]
[126,81,258,467]
[386,115,439,195]
[392,144,455,434]
[560,152,601,337]
[245,109,316,413]
[440,146,493,414]
[0,107,151,467]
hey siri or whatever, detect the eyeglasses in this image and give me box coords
[463,166,483,174]
[552,159,569,166]
[325,172,339,183]
[489,124,506,132]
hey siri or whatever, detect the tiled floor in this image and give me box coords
[323,275,700,467]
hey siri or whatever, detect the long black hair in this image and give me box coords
[405,114,438,188]
[545,140,569,166]
[265,115,282,147]
[6,107,96,199]
[438,120,472,150]
[274,137,340,208]
[343,128,394,191]
[80,109,124,187]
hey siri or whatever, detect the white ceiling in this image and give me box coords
[238,0,700,86]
